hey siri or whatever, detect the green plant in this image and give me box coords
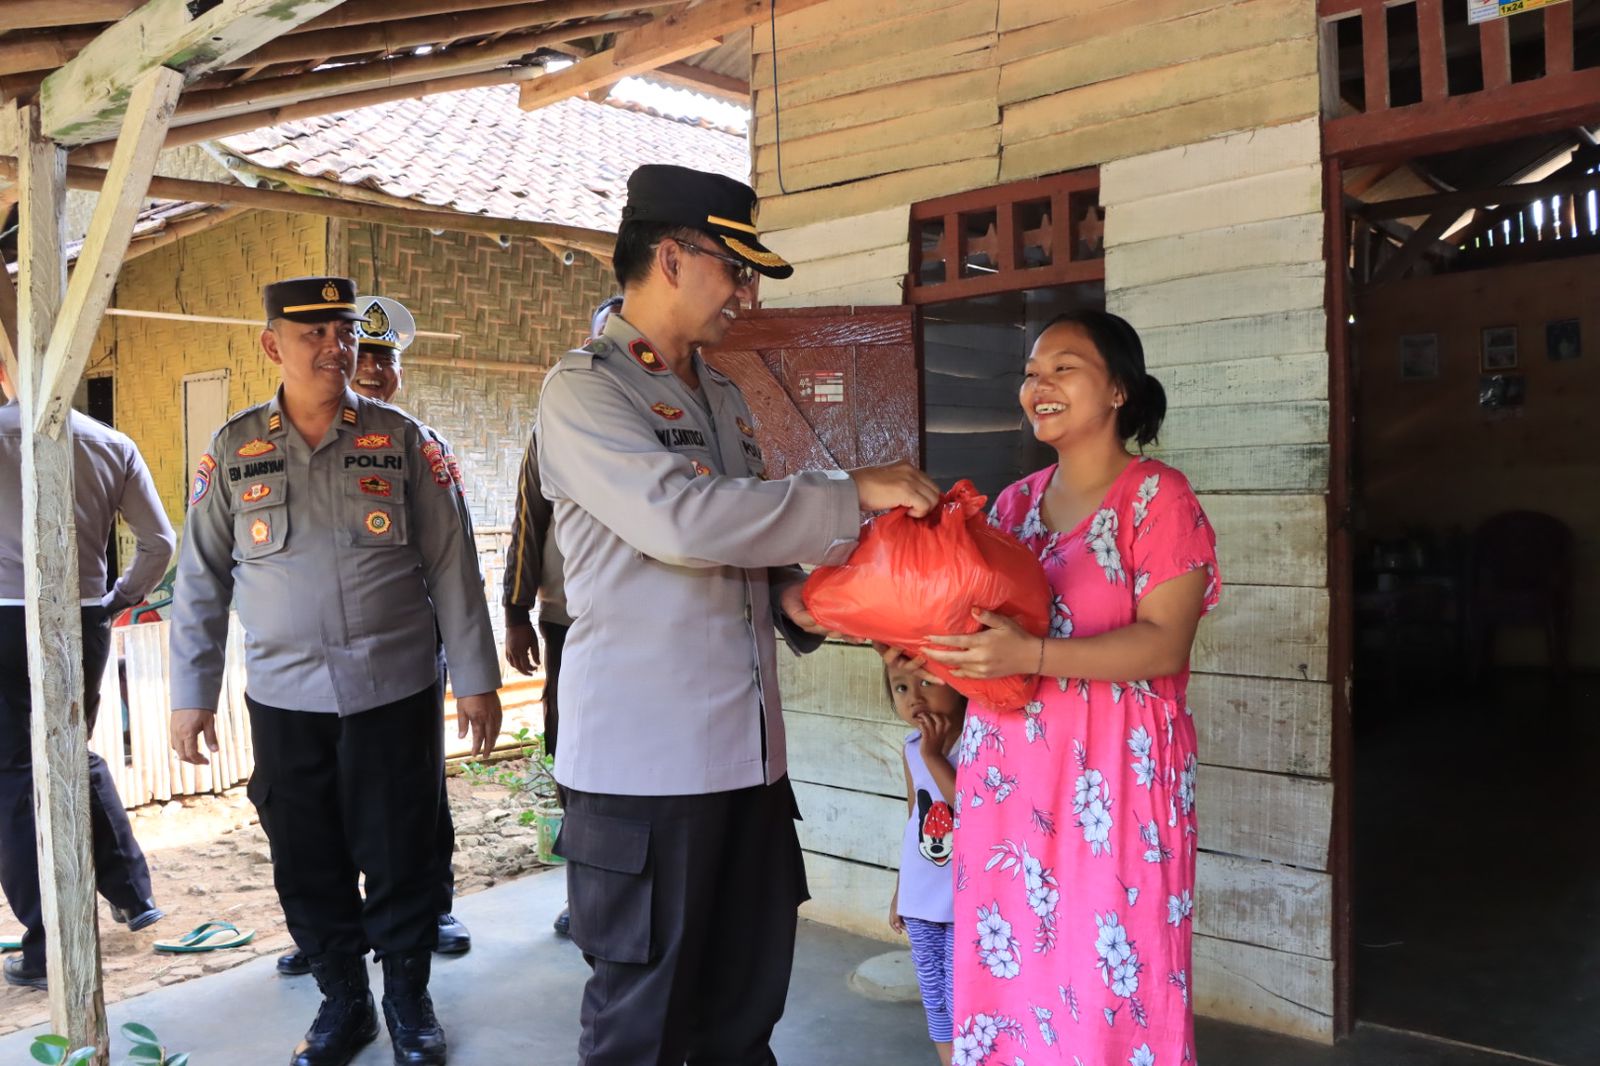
[460,728,559,813]
[30,1022,188,1066]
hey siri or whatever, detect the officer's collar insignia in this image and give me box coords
[189,455,215,507]
[365,510,393,536]
[628,339,667,373]
[736,416,755,438]
[236,438,275,458]
[354,433,393,450]
[267,412,283,433]
[241,483,272,504]
[359,475,392,497]
[322,280,340,302]
[342,405,359,425]
[250,517,272,545]
[651,402,684,421]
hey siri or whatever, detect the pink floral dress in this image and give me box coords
[951,457,1220,1066]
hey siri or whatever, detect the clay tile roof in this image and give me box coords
[219,85,750,233]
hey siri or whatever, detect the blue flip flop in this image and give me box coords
[153,921,255,954]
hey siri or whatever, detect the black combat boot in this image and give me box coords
[290,953,379,1066]
[381,949,447,1065]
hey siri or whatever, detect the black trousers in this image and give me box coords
[432,649,455,915]
[0,606,154,971]
[537,620,569,761]
[247,685,446,959]
[557,777,810,1066]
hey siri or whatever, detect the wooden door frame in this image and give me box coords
[1323,93,1600,1041]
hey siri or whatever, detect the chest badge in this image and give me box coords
[359,475,392,497]
[736,416,755,438]
[365,510,393,536]
[651,402,684,421]
[241,483,272,504]
[249,517,272,546]
[629,339,667,373]
[236,438,276,458]
[692,460,713,477]
[189,454,215,507]
[354,433,393,450]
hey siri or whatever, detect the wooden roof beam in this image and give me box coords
[645,61,749,103]
[293,0,655,33]
[519,0,827,112]
[1358,171,1600,222]
[0,2,137,31]
[37,0,348,147]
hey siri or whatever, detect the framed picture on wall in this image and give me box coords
[1399,333,1440,380]
[1482,326,1518,370]
[1546,318,1581,361]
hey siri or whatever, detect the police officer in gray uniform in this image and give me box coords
[537,165,939,1064]
[168,277,502,1066]
[0,363,172,991]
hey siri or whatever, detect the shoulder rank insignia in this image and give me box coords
[189,454,216,507]
[359,475,392,497]
[651,402,684,421]
[736,416,755,438]
[365,510,393,536]
[628,339,667,373]
[342,406,358,425]
[250,517,272,546]
[241,483,272,504]
[236,438,276,458]
[355,433,393,450]
[267,412,283,433]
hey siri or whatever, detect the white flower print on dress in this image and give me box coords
[1030,805,1056,838]
[987,840,1060,953]
[1138,814,1173,864]
[976,901,1023,980]
[1131,1044,1156,1066]
[1134,570,1150,598]
[1022,700,1048,745]
[1049,596,1074,639]
[1015,500,1046,543]
[1133,474,1160,529]
[1072,742,1114,856]
[959,716,1006,767]
[1031,1005,1056,1047]
[1087,507,1125,583]
[953,1014,1027,1066]
[1059,982,1080,1023]
[1166,890,1193,927]
[981,765,1019,805]
[1128,726,1156,790]
[1168,969,1190,1006]
[1079,799,1113,856]
[1179,753,1198,817]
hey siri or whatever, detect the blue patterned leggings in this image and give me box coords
[904,916,956,1043]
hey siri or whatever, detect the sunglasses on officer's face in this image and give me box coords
[664,238,756,288]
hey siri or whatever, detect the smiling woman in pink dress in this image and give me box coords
[920,310,1221,1066]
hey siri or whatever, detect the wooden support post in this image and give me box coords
[14,100,107,1063]
[0,242,18,387]
[35,66,183,437]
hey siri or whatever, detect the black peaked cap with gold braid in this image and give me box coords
[264,276,364,324]
[620,164,793,280]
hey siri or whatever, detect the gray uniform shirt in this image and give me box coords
[0,402,175,607]
[169,388,499,715]
[536,315,861,796]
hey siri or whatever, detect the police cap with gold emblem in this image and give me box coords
[621,164,793,280]
[355,296,418,355]
[263,276,364,324]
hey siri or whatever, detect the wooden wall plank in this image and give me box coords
[1197,852,1332,957]
[1109,264,1325,329]
[1099,118,1320,207]
[1193,582,1329,680]
[1194,935,1334,1041]
[765,206,909,266]
[1191,672,1332,777]
[762,279,906,310]
[1139,308,1327,367]
[997,0,1228,66]
[1152,444,1329,493]
[998,0,1312,107]
[1161,400,1328,449]
[1159,352,1328,409]
[781,641,898,722]
[793,781,903,868]
[753,68,998,147]
[1000,76,1321,182]
[754,34,994,115]
[1200,493,1327,589]
[753,99,998,174]
[752,0,996,86]
[754,0,973,54]
[787,709,907,797]
[760,157,999,232]
[1201,764,1332,868]
[800,851,900,941]
[1001,40,1315,146]
[762,245,908,299]
[758,125,1001,197]
[1109,213,1324,290]
[1109,168,1321,248]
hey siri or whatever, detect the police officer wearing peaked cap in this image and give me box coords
[168,276,502,1066]
[536,165,940,1064]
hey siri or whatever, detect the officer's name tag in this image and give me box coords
[654,428,707,449]
[230,459,286,481]
[345,454,403,470]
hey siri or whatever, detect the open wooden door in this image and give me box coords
[702,306,919,477]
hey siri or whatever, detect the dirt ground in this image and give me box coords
[0,764,550,1036]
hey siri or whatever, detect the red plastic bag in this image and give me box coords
[802,480,1051,710]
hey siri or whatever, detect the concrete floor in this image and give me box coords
[0,866,1542,1065]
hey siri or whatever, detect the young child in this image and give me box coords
[886,662,966,1066]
